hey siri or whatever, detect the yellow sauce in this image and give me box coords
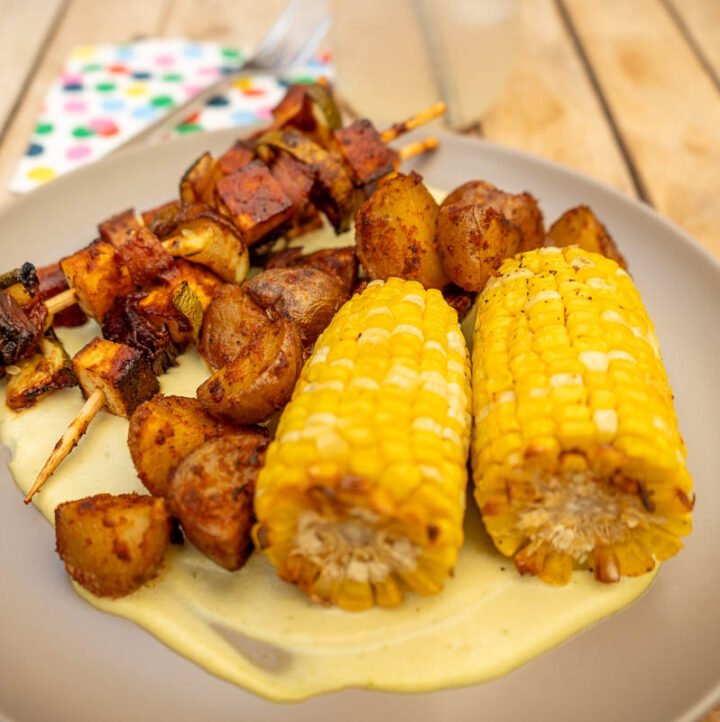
[0,218,656,702]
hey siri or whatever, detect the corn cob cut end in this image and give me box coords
[255,278,472,611]
[472,247,694,585]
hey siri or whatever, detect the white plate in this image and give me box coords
[0,129,718,722]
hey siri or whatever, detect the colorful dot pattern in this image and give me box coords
[12,39,333,193]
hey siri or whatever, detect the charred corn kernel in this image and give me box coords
[472,247,693,586]
[255,278,471,611]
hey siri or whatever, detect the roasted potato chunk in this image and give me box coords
[168,433,268,570]
[545,205,627,268]
[55,493,170,597]
[355,171,449,289]
[215,161,294,245]
[436,205,522,292]
[198,313,303,425]
[442,180,545,253]
[60,240,135,321]
[73,338,159,417]
[244,267,347,349]
[6,331,77,409]
[199,284,272,372]
[267,246,358,295]
[180,152,223,207]
[128,395,242,497]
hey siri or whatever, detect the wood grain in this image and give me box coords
[0,0,172,207]
[564,0,720,254]
[0,0,65,135]
[483,0,636,197]
[666,0,720,82]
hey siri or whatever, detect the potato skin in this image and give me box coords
[442,180,545,253]
[545,204,627,268]
[197,314,303,425]
[55,493,170,597]
[199,285,272,372]
[266,246,358,295]
[436,204,522,291]
[244,267,347,349]
[168,433,268,570]
[355,171,449,289]
[128,395,240,497]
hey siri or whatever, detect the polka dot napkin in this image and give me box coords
[11,38,332,193]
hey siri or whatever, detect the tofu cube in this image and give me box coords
[334,119,399,186]
[72,337,159,417]
[98,208,141,248]
[60,240,136,321]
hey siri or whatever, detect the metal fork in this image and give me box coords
[114,0,331,152]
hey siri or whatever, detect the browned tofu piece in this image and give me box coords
[72,337,159,417]
[217,140,254,176]
[334,119,399,186]
[180,152,223,207]
[98,208,141,247]
[128,395,245,497]
[60,240,136,321]
[168,432,268,570]
[118,228,175,287]
[55,493,170,597]
[215,161,294,245]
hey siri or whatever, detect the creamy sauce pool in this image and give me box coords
[0,219,656,702]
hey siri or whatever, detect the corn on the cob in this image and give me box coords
[254,277,472,611]
[472,246,693,585]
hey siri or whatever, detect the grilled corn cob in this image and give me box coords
[254,278,472,611]
[472,246,693,585]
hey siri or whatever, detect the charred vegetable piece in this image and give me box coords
[60,240,135,321]
[334,119,399,186]
[73,338,159,418]
[141,200,182,235]
[6,331,77,410]
[271,82,342,138]
[103,293,179,375]
[98,208,141,247]
[215,160,294,246]
[244,267,348,350]
[198,312,303,425]
[128,395,241,497]
[257,128,356,232]
[118,227,175,287]
[0,262,39,305]
[180,152,223,207]
[199,284,272,372]
[55,493,170,597]
[442,180,545,254]
[436,205,522,292]
[355,171,449,289]
[0,293,46,366]
[168,432,269,570]
[545,205,627,269]
[37,263,87,327]
[160,205,249,284]
[217,140,255,176]
[158,258,223,311]
[267,246,358,295]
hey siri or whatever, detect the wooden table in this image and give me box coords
[0,0,718,718]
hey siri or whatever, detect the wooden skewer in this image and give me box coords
[380,102,447,143]
[398,136,440,162]
[44,288,78,316]
[24,388,105,504]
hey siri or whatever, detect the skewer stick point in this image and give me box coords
[398,136,440,162]
[380,102,447,144]
[24,388,106,504]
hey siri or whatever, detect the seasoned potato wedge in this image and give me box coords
[545,204,627,268]
[128,395,240,497]
[442,180,545,253]
[198,313,303,425]
[436,205,522,291]
[267,246,358,295]
[55,493,170,597]
[244,267,347,349]
[199,284,273,372]
[355,171,449,289]
[168,433,268,570]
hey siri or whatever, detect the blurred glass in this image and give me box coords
[331,0,518,128]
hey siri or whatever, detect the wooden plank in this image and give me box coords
[563,0,720,254]
[0,0,65,134]
[666,0,720,83]
[482,0,635,197]
[0,0,173,207]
